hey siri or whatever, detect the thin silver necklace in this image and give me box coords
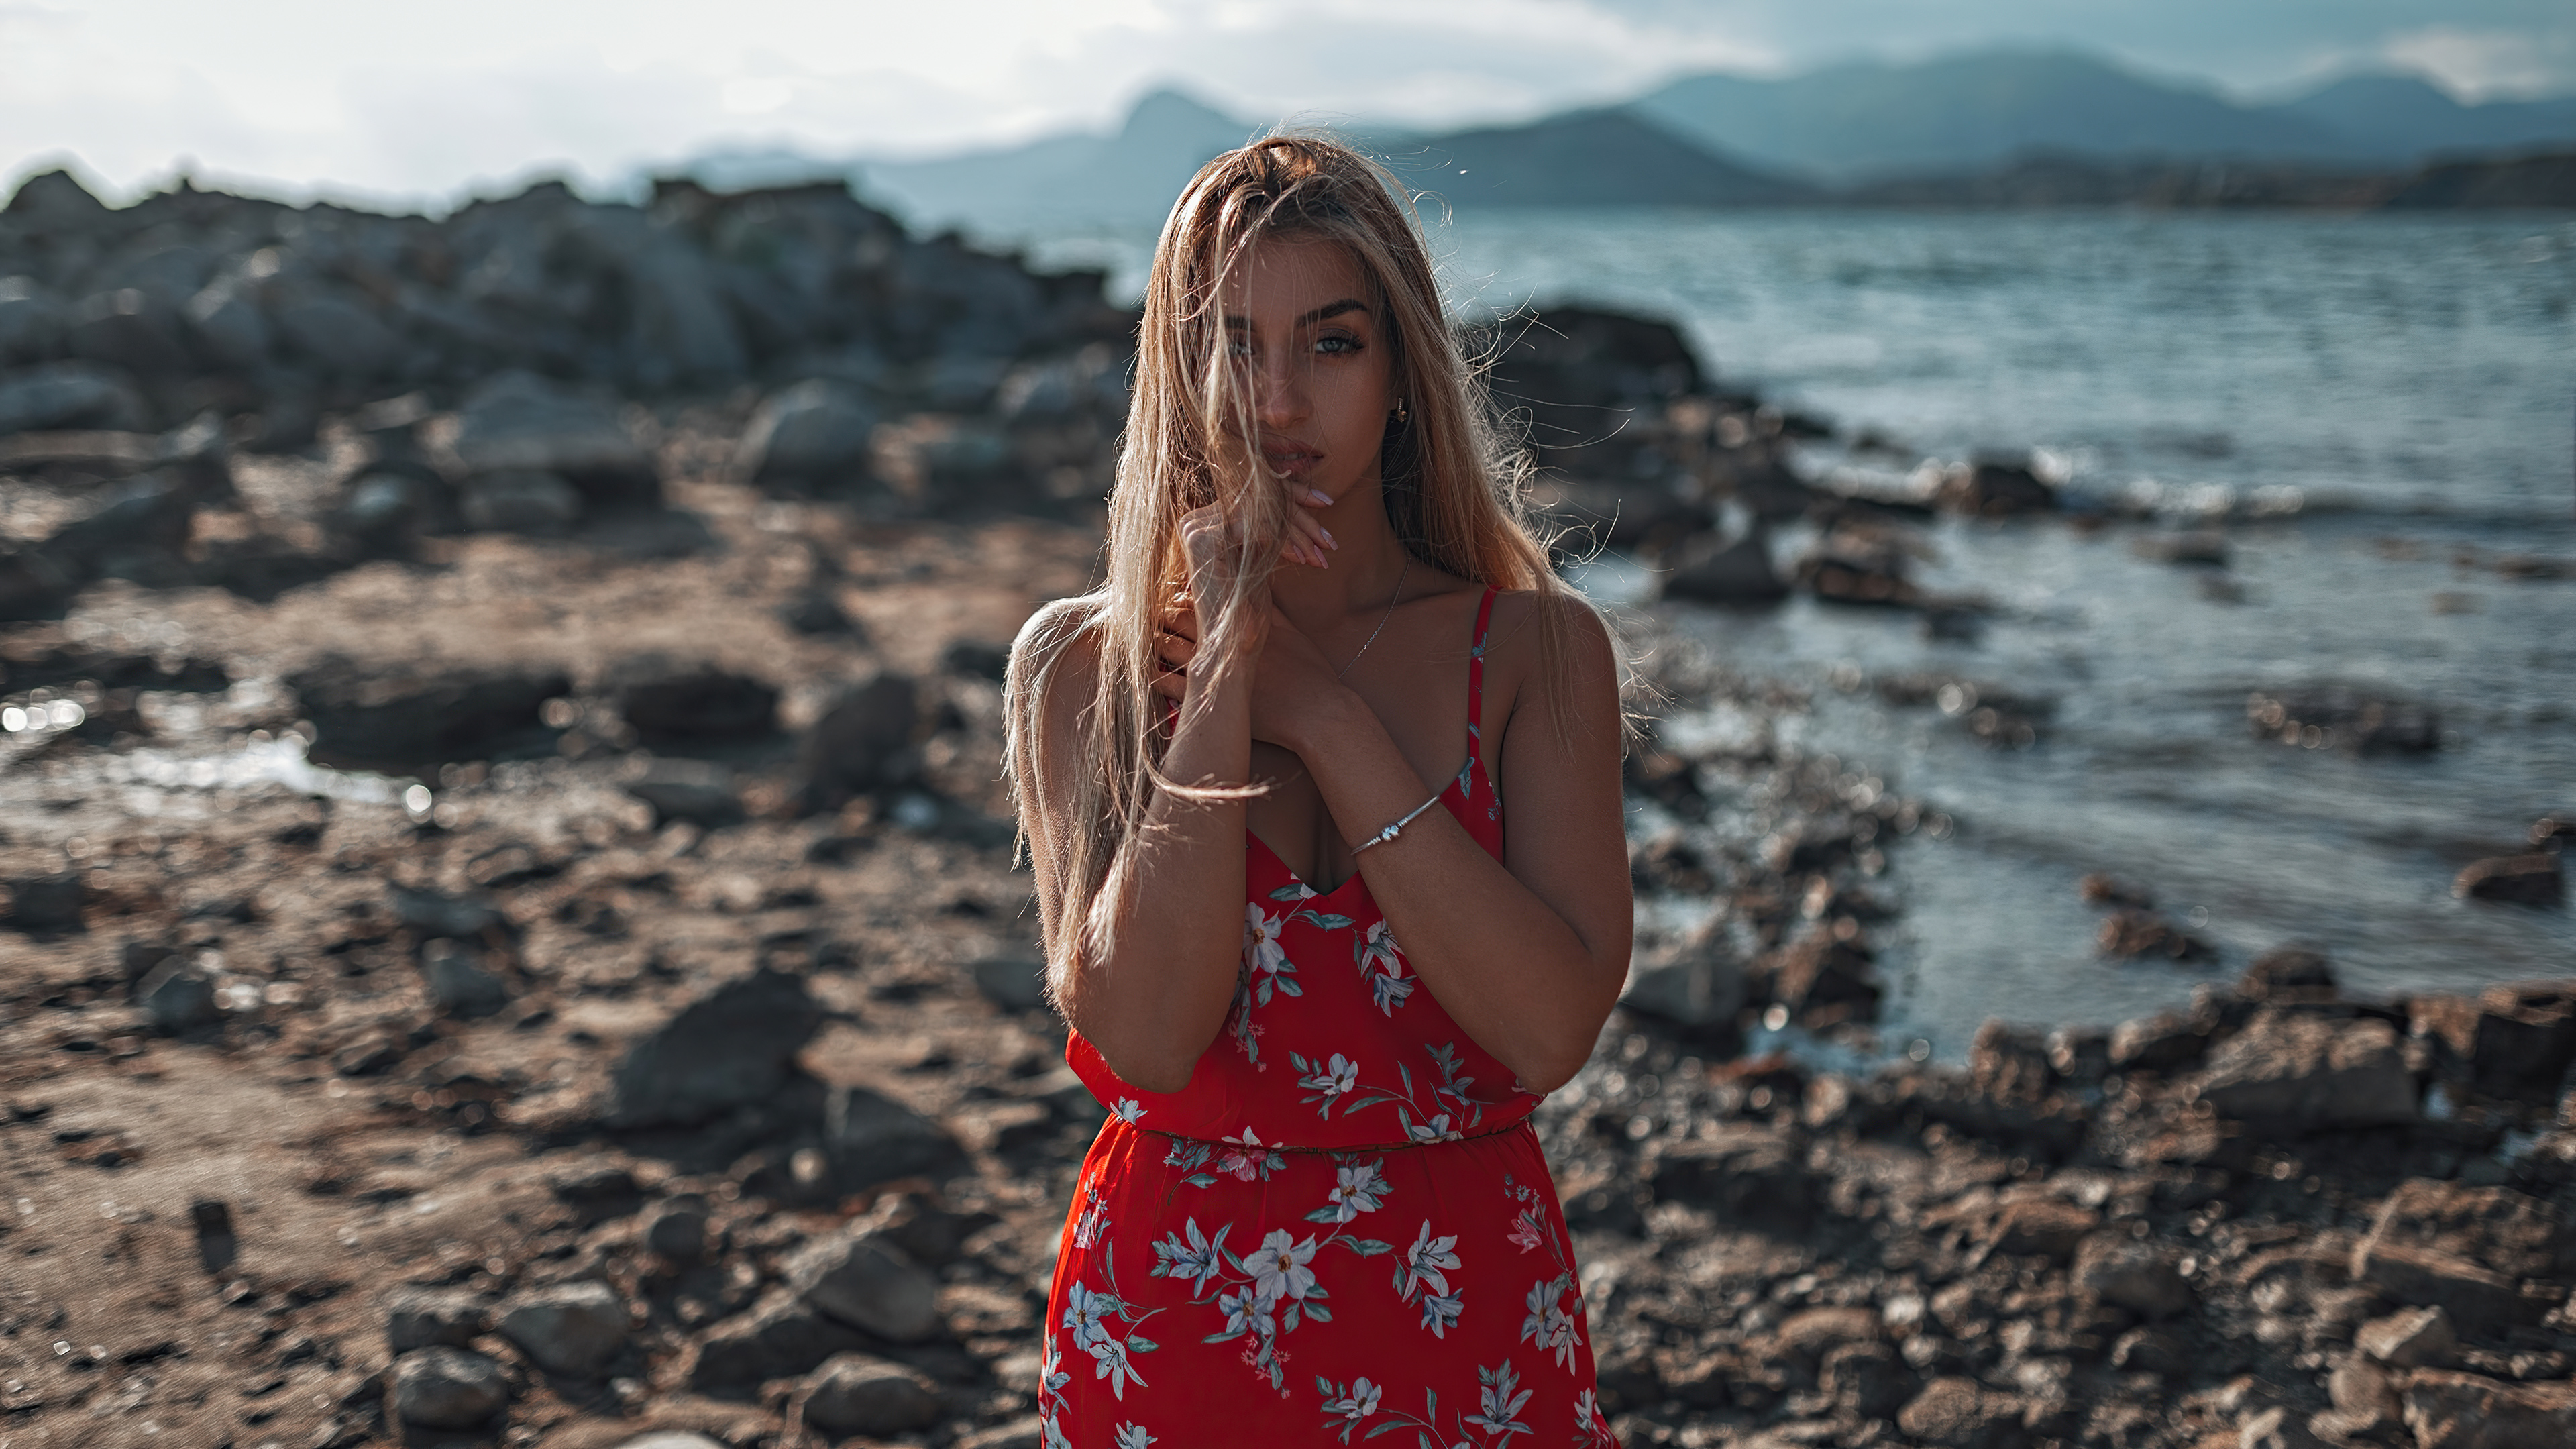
[1335,555,1411,680]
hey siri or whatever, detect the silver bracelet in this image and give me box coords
[1351,788,1446,853]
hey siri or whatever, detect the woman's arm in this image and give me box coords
[1026,548,1266,1095]
[1279,592,1632,1094]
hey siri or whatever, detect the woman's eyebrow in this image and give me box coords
[1222,298,1373,329]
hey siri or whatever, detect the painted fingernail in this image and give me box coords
[1306,488,1333,506]
[1320,527,1337,549]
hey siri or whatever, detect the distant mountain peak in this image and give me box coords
[1119,87,1248,141]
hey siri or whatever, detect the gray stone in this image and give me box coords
[0,277,66,366]
[2190,1011,2416,1130]
[2108,1010,2208,1072]
[608,1436,725,1449]
[822,1083,963,1191]
[1660,525,1786,604]
[420,938,508,1018]
[137,957,219,1034]
[2351,1240,2529,1332]
[970,953,1049,1012]
[451,371,658,506]
[785,1228,942,1342]
[801,1352,943,1434]
[955,1419,1046,1449]
[687,1289,868,1389]
[644,1195,710,1261]
[459,468,582,533]
[737,379,881,492]
[1897,1376,2025,1449]
[2454,853,2564,907]
[2073,1235,2194,1320]
[2399,1371,2576,1449]
[0,361,147,436]
[496,1279,628,1378]
[798,673,922,802]
[1619,911,1746,1029]
[605,968,824,1129]
[624,759,742,828]
[270,282,406,378]
[388,1346,509,1430]
[289,660,570,771]
[181,274,272,370]
[384,1286,486,1352]
[2357,1305,2457,1368]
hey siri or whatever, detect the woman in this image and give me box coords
[1005,134,1633,1445]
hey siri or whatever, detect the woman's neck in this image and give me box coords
[1268,468,1412,635]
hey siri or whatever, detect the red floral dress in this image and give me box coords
[1045,586,1619,1448]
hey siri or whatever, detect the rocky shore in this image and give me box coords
[2,168,2572,1449]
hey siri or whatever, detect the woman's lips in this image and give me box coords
[1263,443,1322,478]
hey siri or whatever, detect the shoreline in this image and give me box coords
[4,171,2574,1449]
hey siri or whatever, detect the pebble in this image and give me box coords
[388,1346,508,1430]
[497,1280,629,1378]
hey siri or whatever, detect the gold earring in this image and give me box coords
[1393,398,1409,423]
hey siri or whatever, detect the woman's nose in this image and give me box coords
[1254,348,1308,427]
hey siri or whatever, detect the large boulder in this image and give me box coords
[687,1290,869,1389]
[736,379,881,493]
[609,656,779,745]
[0,278,67,365]
[784,1228,943,1342]
[0,361,148,436]
[497,1280,629,1378]
[2188,1010,2416,1130]
[821,1083,964,1192]
[802,1353,944,1434]
[604,968,825,1129]
[287,657,569,770]
[449,371,659,506]
[389,1346,511,1431]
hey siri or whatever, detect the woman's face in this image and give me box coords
[1216,235,1395,503]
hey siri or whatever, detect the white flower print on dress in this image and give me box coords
[1072,1189,1111,1250]
[1242,903,1291,983]
[1308,1159,1388,1225]
[1244,1229,1321,1305]
[1519,1274,1583,1373]
[1291,1051,1360,1118]
[1114,1424,1156,1449]
[1149,1217,1230,1297]
[1399,1220,1460,1301]
[1111,1097,1146,1124]
[1353,920,1415,1015]
[1315,1375,1383,1442]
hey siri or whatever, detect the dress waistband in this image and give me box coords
[1116,1115,1534,1156]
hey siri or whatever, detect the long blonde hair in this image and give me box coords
[1004,133,1591,982]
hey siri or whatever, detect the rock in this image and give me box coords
[1776,1305,1881,1358]
[450,371,659,506]
[287,658,570,770]
[390,885,508,941]
[1660,525,1787,604]
[2454,854,2563,907]
[2240,947,2337,1002]
[334,1036,400,1076]
[2245,688,2440,755]
[458,468,583,533]
[2399,1370,2576,1449]
[857,1192,998,1267]
[955,1419,1046,1449]
[1988,1199,2098,1259]
[497,1280,628,1378]
[2369,1179,2569,1279]
[969,953,1049,1012]
[2410,987,2576,1096]
[624,759,743,828]
[1619,912,1746,1030]
[2096,908,2214,961]
[604,967,824,1129]
[1759,933,1881,1022]
[1796,536,1919,607]
[137,957,219,1034]
[1898,1376,2026,1448]
[1935,460,2056,517]
[2357,1305,2456,1368]
[1646,1122,1811,1228]
[419,938,508,1018]
[2134,529,2231,566]
[610,658,778,745]
[2110,1326,2190,1375]
[0,278,67,366]
[737,379,881,493]
[384,1286,486,1352]
[388,1346,509,1431]
[549,1162,642,1213]
[644,1195,710,1261]
[2330,1354,2402,1426]
[1820,1339,1915,1418]
[2237,1404,2327,1449]
[2073,1236,2194,1319]
[3,873,85,932]
[335,472,444,551]
[2108,1010,2208,1073]
[1968,1022,2055,1101]
[799,674,922,802]
[2350,1240,2530,1332]
[0,361,148,436]
[785,1228,941,1342]
[608,1436,726,1449]
[2189,1011,2416,1130]
[687,1289,869,1389]
[800,1352,943,1434]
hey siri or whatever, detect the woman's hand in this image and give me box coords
[1153,596,1346,754]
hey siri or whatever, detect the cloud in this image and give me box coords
[2379,24,2576,100]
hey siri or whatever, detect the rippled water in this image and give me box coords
[1027,209,2576,1055]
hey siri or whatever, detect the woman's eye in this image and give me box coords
[1315,334,1362,356]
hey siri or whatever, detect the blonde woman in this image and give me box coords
[1006,135,1631,1444]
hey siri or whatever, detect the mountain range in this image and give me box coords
[675,49,2576,229]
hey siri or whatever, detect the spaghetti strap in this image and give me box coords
[1466,584,1498,763]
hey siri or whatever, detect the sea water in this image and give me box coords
[1020,210,2576,1056]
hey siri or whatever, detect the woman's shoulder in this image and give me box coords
[1006,592,1109,714]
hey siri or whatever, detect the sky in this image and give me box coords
[3,0,2571,209]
